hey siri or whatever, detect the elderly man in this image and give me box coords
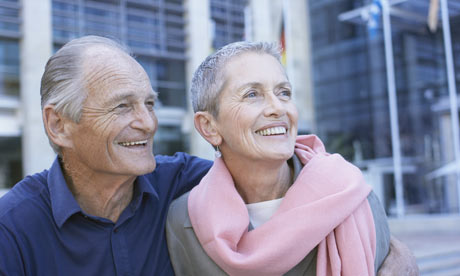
[0,36,416,275]
[0,36,212,275]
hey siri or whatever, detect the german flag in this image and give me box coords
[280,15,286,66]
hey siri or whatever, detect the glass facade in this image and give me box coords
[52,0,187,108]
[0,0,20,188]
[50,0,247,156]
[52,0,188,156]
[309,0,460,215]
[0,0,248,188]
[210,0,247,49]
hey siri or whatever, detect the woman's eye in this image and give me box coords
[279,89,291,98]
[245,91,257,98]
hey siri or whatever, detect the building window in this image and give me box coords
[210,0,247,50]
[51,0,188,155]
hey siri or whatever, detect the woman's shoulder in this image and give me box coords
[167,191,192,230]
[367,191,391,271]
[367,191,389,229]
[166,191,228,276]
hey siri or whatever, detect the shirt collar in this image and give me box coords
[48,158,159,228]
[48,157,82,228]
[131,174,159,209]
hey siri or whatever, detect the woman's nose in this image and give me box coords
[264,94,287,117]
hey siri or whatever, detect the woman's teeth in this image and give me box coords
[256,127,286,136]
[119,140,148,147]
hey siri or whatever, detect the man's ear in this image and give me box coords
[42,105,74,149]
[194,111,222,147]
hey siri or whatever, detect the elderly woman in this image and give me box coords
[166,41,392,275]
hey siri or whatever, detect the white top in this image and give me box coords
[246,198,284,229]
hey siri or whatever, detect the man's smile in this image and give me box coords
[118,140,148,147]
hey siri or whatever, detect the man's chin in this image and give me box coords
[135,161,156,175]
[118,158,156,176]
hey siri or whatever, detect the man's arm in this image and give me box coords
[0,224,25,276]
[377,236,419,276]
[174,153,212,198]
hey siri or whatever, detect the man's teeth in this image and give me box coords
[256,127,287,136]
[119,140,148,147]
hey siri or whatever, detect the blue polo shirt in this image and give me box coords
[0,152,212,276]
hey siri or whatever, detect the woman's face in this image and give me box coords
[215,52,298,163]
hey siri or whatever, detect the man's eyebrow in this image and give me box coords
[104,93,134,106]
[104,92,156,106]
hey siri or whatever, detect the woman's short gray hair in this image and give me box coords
[190,41,281,117]
[40,35,130,153]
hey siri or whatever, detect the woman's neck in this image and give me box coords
[223,157,293,204]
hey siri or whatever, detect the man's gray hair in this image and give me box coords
[190,41,282,117]
[40,35,131,153]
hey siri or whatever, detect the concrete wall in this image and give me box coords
[183,0,214,160]
[20,0,55,176]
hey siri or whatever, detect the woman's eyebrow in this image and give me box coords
[237,81,291,91]
[276,82,292,88]
[237,82,263,90]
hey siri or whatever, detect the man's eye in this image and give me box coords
[145,101,155,110]
[112,103,130,112]
[116,103,128,109]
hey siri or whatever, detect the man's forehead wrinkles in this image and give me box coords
[85,63,141,86]
[85,67,119,87]
[83,51,143,86]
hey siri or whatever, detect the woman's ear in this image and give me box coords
[194,111,222,146]
[42,105,74,149]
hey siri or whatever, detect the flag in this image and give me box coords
[280,14,286,66]
[428,0,439,33]
[368,0,382,39]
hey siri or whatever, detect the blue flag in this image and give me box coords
[368,0,382,39]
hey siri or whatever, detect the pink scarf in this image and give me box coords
[188,135,376,276]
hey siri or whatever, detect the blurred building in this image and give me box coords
[0,0,313,188]
[310,0,460,216]
[3,0,460,219]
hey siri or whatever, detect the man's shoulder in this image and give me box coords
[152,152,212,178]
[0,170,50,223]
[155,152,211,168]
[143,153,211,199]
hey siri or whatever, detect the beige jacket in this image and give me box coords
[166,156,390,275]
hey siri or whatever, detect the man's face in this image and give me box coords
[63,47,158,178]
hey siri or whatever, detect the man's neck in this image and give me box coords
[60,157,135,223]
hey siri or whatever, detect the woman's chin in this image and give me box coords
[259,150,295,163]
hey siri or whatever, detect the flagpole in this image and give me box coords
[440,0,460,213]
[381,0,405,217]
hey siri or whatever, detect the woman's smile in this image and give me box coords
[214,52,298,163]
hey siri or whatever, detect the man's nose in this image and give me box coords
[131,105,157,133]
